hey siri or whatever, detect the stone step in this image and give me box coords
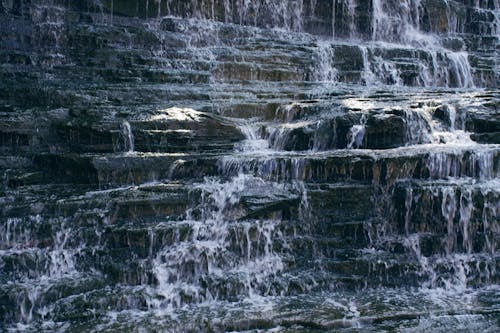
[0,104,246,162]
[218,146,500,183]
[41,284,151,324]
[29,285,500,333]
[3,243,497,325]
[4,10,497,91]
[315,250,500,289]
[0,182,196,237]
[23,143,498,188]
[0,273,106,324]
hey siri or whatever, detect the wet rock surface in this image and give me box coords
[0,0,499,332]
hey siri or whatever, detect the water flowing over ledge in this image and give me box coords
[0,1,499,332]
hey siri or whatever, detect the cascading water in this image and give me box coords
[346,113,367,149]
[360,46,377,85]
[149,173,294,309]
[121,121,135,154]
[312,40,338,83]
[1,0,499,332]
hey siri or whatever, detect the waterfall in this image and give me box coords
[371,0,386,41]
[121,121,135,153]
[235,121,270,152]
[401,181,499,293]
[360,46,376,85]
[150,117,311,308]
[150,174,288,308]
[1,0,498,331]
[367,0,477,88]
[312,40,338,83]
[447,52,475,89]
[347,113,366,149]
[441,187,457,255]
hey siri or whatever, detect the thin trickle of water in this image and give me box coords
[404,234,438,288]
[371,0,388,42]
[459,189,474,254]
[224,0,306,31]
[404,187,413,236]
[441,187,457,255]
[121,121,135,153]
[405,109,433,145]
[481,184,499,255]
[472,150,496,180]
[347,113,366,149]
[346,0,357,38]
[223,0,232,22]
[333,0,358,39]
[360,46,376,85]
[448,104,457,131]
[2,217,26,249]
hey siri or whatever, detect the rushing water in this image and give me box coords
[0,0,499,332]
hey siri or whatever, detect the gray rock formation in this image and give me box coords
[0,0,499,332]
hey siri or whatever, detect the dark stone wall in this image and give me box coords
[1,0,498,38]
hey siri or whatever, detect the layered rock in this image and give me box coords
[0,0,499,332]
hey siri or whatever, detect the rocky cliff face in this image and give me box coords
[0,1,499,332]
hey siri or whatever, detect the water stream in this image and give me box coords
[0,0,499,332]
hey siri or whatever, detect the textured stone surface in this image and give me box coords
[0,0,499,332]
